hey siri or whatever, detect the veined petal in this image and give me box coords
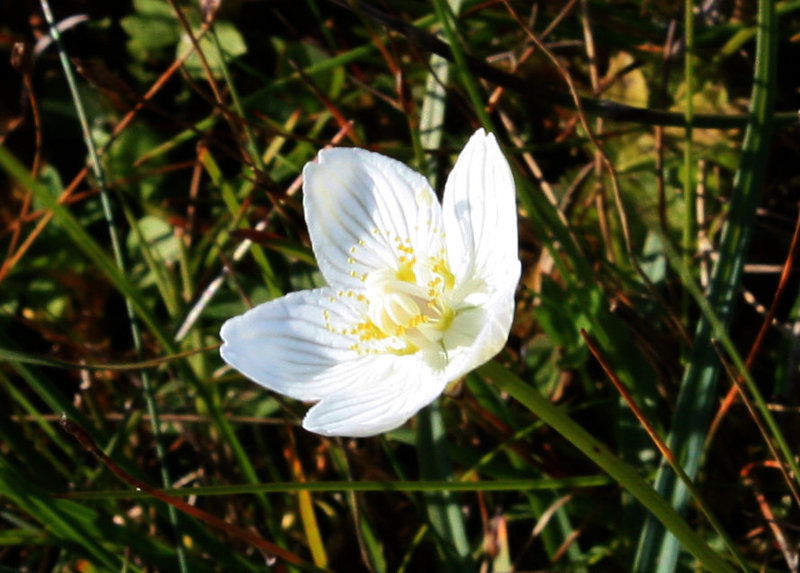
[302,353,447,437]
[439,129,520,382]
[220,288,371,401]
[442,129,518,292]
[442,272,518,383]
[220,288,449,436]
[303,148,444,291]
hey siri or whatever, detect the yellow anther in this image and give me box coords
[396,260,416,283]
[431,258,455,290]
[339,236,459,359]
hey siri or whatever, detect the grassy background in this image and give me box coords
[1,0,800,571]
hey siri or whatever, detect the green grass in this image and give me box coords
[1,0,799,570]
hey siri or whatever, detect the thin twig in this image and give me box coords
[581,329,751,571]
[710,339,800,510]
[740,461,799,572]
[707,207,800,442]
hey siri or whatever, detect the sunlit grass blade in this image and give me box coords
[285,431,329,568]
[0,344,218,371]
[480,360,737,573]
[61,475,614,501]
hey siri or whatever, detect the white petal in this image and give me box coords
[442,270,519,382]
[302,353,447,437]
[220,288,450,437]
[220,288,370,401]
[440,130,520,382]
[303,148,444,291]
[442,129,518,290]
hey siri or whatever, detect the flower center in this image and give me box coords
[363,256,455,355]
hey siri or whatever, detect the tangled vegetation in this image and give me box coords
[1,0,799,571]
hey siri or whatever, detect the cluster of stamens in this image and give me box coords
[323,228,456,358]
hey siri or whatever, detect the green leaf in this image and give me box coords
[121,0,180,60]
[128,215,181,266]
[178,22,247,80]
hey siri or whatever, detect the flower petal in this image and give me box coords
[220,288,369,401]
[220,288,449,437]
[302,353,447,437]
[442,275,518,382]
[303,148,444,291]
[442,129,518,291]
[440,129,520,381]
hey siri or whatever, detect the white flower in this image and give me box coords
[220,129,520,437]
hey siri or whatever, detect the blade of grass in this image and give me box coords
[286,430,329,568]
[1,354,272,571]
[326,443,388,572]
[0,455,124,570]
[198,146,282,297]
[0,138,172,351]
[581,330,749,571]
[37,3,186,568]
[121,201,183,319]
[133,30,413,165]
[0,344,218,371]
[417,39,451,183]
[634,0,777,570]
[430,0,494,131]
[329,0,796,129]
[665,241,800,508]
[0,372,73,473]
[1,22,284,567]
[58,475,615,500]
[681,0,696,331]
[478,360,737,573]
[60,415,328,573]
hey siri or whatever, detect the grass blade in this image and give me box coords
[480,360,737,573]
[634,0,778,570]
